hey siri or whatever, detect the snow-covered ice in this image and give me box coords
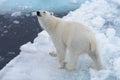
[0,0,120,80]
[112,0,120,4]
[113,57,120,79]
[13,20,19,24]
[11,12,22,17]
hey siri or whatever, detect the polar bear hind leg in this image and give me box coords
[88,50,105,70]
[88,35,105,70]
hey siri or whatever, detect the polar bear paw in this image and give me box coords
[49,51,57,57]
[58,62,66,69]
[66,64,76,72]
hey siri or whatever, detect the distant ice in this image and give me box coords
[70,0,78,3]
[13,20,19,24]
[0,0,7,5]
[31,12,36,16]
[11,12,22,17]
[0,56,4,62]
[3,30,8,34]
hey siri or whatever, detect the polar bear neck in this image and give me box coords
[39,16,60,35]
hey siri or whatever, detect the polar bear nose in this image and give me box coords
[36,11,41,16]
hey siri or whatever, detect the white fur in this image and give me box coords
[37,11,105,71]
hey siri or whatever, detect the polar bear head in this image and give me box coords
[36,11,57,31]
[36,11,54,20]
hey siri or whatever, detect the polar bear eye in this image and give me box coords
[43,11,46,14]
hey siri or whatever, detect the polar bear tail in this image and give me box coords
[89,36,97,52]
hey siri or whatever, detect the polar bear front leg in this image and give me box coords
[66,50,79,71]
[55,43,67,69]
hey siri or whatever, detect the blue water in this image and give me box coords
[0,13,42,69]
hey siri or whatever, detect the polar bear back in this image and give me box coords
[55,21,94,53]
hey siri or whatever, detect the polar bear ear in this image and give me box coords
[50,12,54,16]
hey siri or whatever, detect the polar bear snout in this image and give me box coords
[36,11,42,17]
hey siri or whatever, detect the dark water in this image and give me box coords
[0,12,67,69]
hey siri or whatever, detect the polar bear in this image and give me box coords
[36,11,105,71]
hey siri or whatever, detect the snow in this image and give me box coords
[0,34,4,37]
[31,12,36,16]
[113,57,120,79]
[91,16,105,29]
[0,0,120,80]
[3,26,7,28]
[8,52,16,55]
[112,0,120,4]
[17,5,32,10]
[106,28,116,38]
